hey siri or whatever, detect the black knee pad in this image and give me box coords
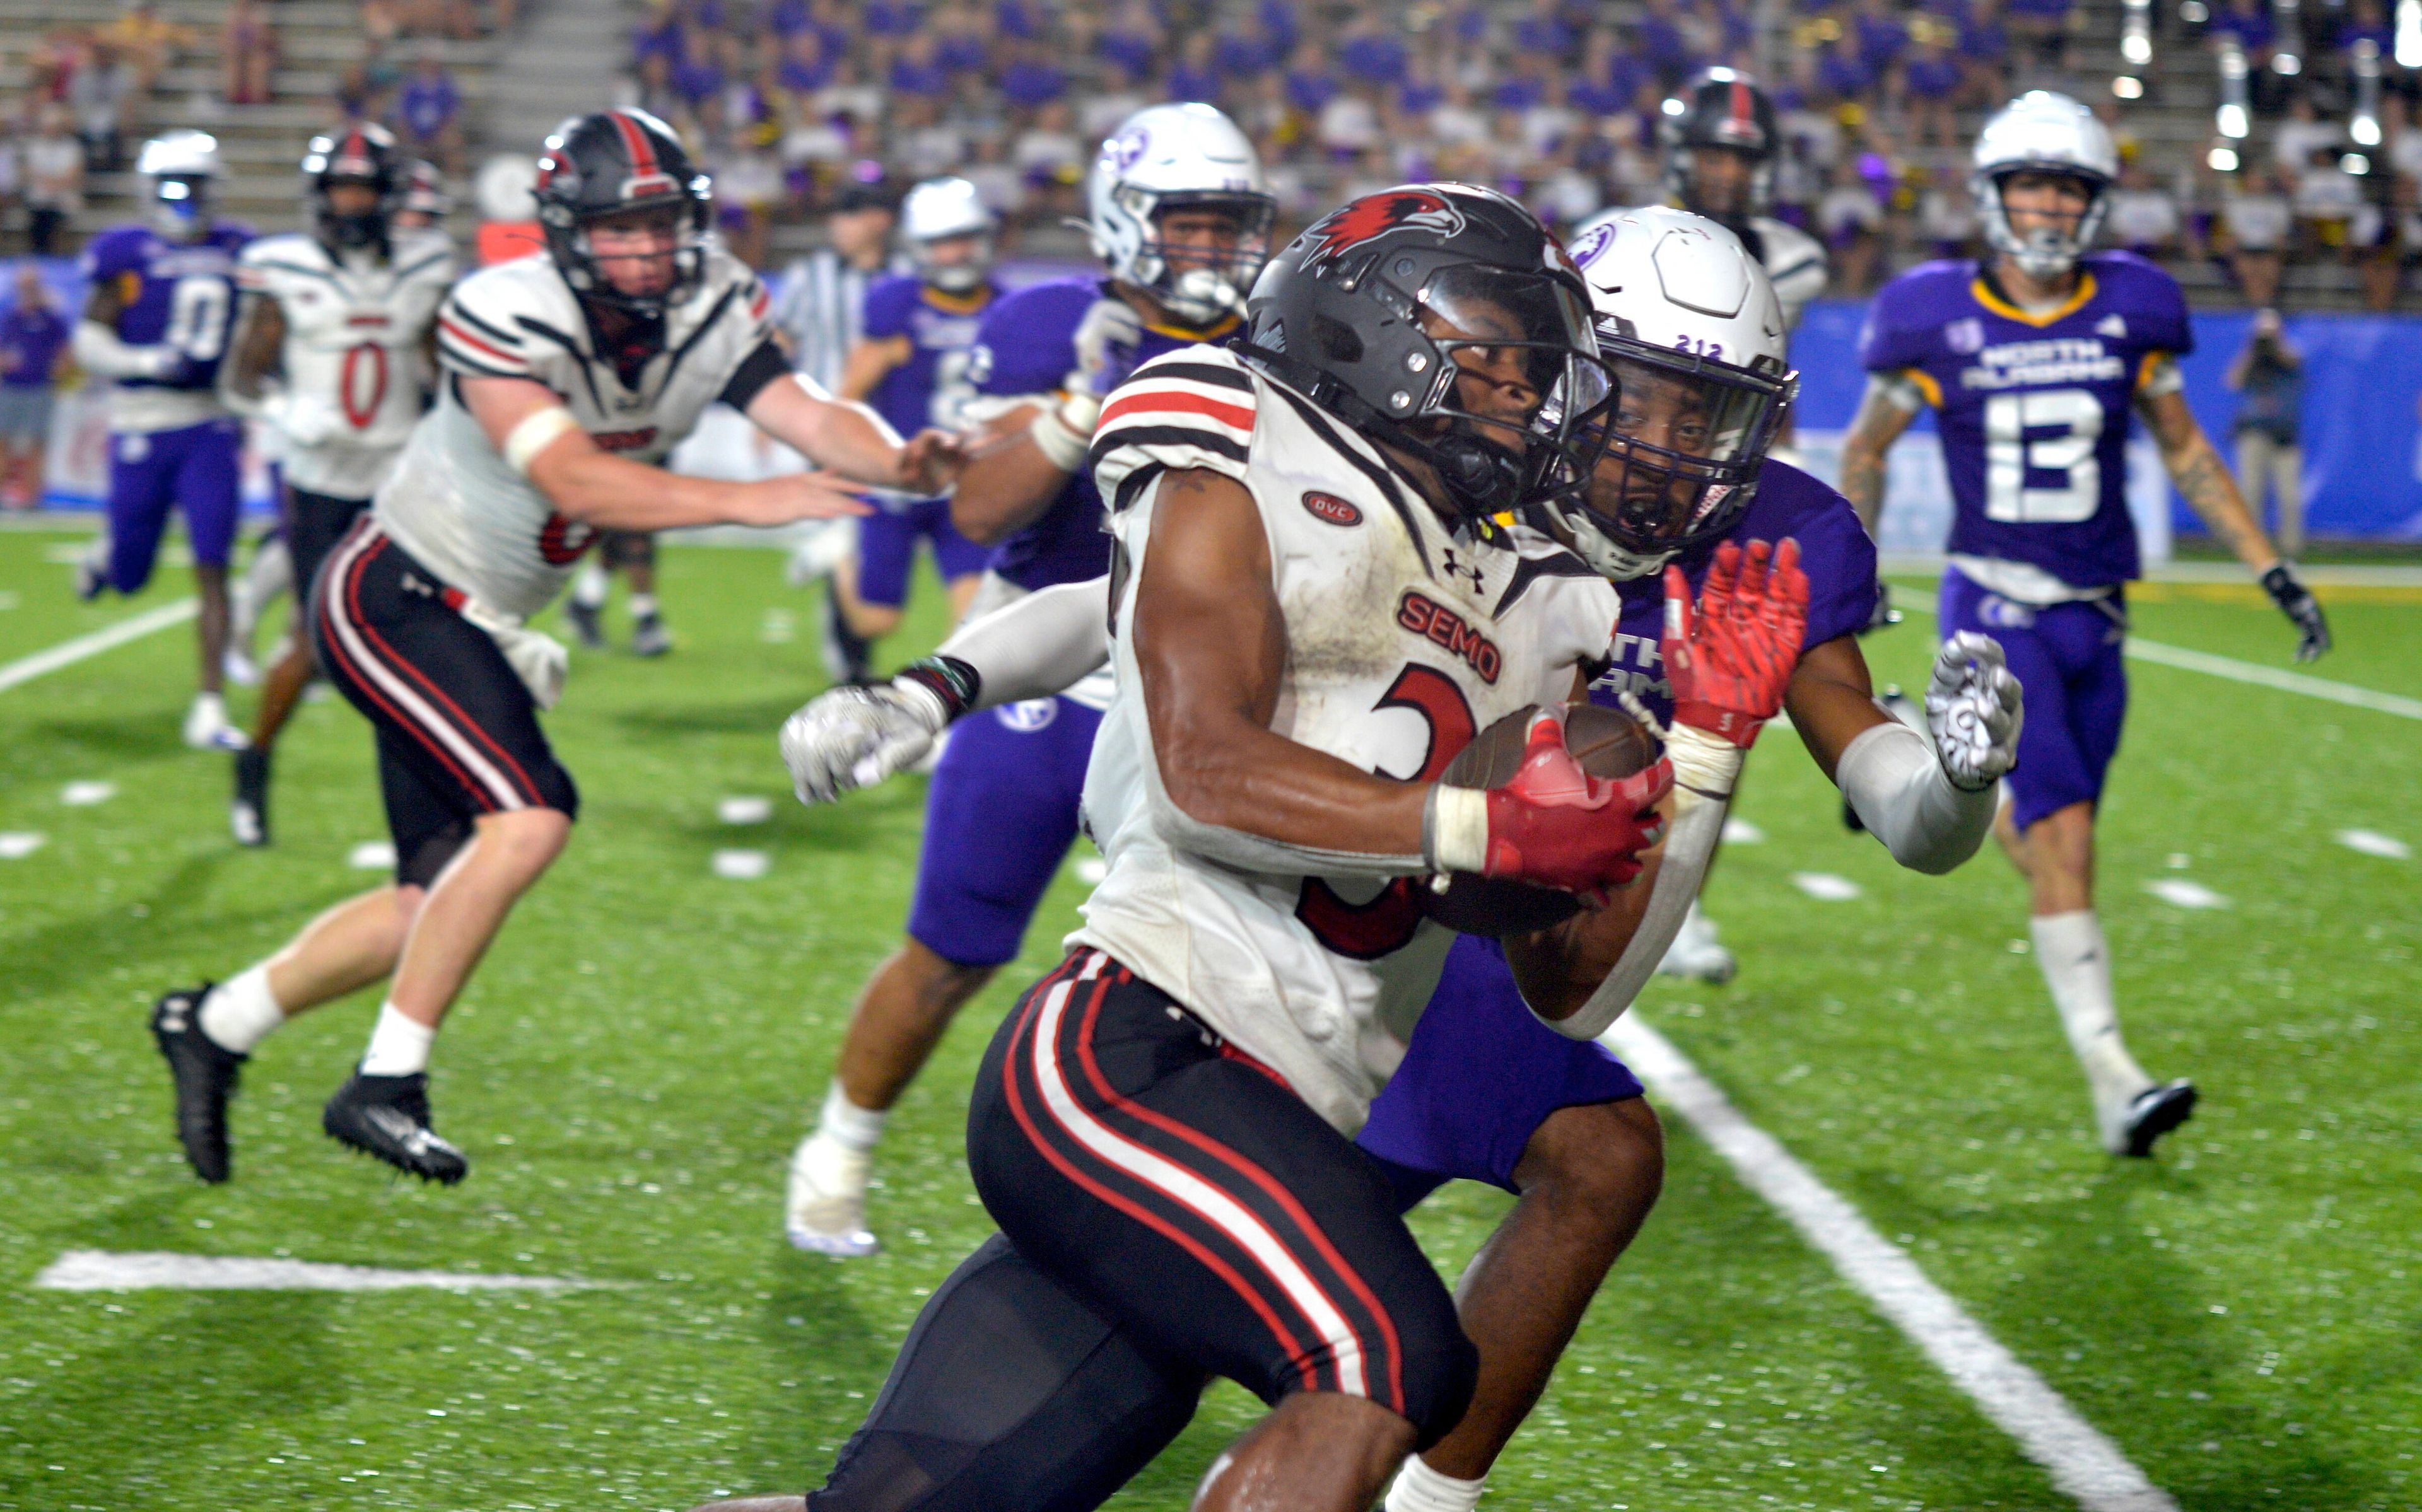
[809,1234,1205,1512]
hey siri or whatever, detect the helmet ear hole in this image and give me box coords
[1311,313,1363,364]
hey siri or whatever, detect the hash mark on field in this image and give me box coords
[0,832,45,859]
[718,796,774,825]
[0,599,197,695]
[712,848,769,879]
[348,840,397,871]
[33,1250,593,1293]
[761,608,796,644]
[2336,829,2410,860]
[1723,818,1766,845]
[61,781,116,807]
[1791,871,1861,901]
[2144,879,2230,910]
[1605,1015,2179,1512]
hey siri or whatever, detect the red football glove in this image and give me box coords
[1480,709,1674,904]
[1663,538,1809,750]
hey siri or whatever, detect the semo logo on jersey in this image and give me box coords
[1300,190,1468,274]
[1395,590,1501,685]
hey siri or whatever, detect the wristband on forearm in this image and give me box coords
[1026,392,1102,473]
[894,654,982,724]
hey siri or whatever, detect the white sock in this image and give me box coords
[1386,1454,1488,1512]
[359,1002,437,1077]
[2030,911,2153,1110]
[629,592,659,619]
[572,561,609,609]
[197,963,284,1054]
[816,1078,889,1154]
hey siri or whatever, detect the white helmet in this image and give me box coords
[1970,91,2117,280]
[1087,102,1276,327]
[137,129,222,241]
[1547,206,1797,581]
[899,176,996,294]
[474,153,539,223]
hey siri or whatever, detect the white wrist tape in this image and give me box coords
[73,319,178,380]
[1424,784,1490,874]
[1027,392,1101,473]
[1664,723,1746,798]
[1837,719,1995,875]
[502,405,581,476]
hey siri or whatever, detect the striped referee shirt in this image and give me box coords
[770,247,905,391]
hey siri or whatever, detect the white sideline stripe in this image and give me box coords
[1603,1015,2179,1512]
[0,600,197,695]
[33,1249,590,1293]
[1888,594,2422,722]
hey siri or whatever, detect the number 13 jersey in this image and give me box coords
[1859,250,2191,591]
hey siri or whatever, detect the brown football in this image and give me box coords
[1417,702,1663,938]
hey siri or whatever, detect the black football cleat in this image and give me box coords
[565,593,606,651]
[629,609,671,658]
[150,984,245,1183]
[231,746,271,847]
[2119,1080,2199,1158]
[323,1071,469,1185]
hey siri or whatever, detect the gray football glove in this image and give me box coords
[1924,632,2023,792]
[780,680,952,805]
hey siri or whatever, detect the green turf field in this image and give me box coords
[1,528,2416,1511]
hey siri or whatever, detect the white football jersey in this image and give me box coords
[1746,215,1827,332]
[236,227,455,499]
[1075,347,1620,1133]
[375,245,776,618]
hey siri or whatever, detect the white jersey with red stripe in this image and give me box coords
[374,245,776,618]
[1075,346,1620,1133]
[237,227,455,499]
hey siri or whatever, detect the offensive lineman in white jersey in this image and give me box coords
[147,108,960,1186]
[221,123,457,847]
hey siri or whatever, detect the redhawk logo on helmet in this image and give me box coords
[1299,190,1470,272]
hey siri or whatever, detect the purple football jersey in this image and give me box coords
[968,276,1231,590]
[77,221,252,392]
[860,273,995,439]
[1586,459,1880,724]
[1860,252,2192,588]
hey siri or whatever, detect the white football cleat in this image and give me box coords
[223,646,260,687]
[786,520,855,587]
[1656,900,1738,984]
[785,1134,879,1257]
[183,693,250,752]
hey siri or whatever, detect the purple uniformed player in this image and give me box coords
[762,207,2021,1512]
[1839,92,2329,1158]
[776,104,1279,1259]
[71,129,254,750]
[822,177,1002,654]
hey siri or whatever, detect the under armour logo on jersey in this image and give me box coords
[1439,549,1487,591]
[2097,313,2128,338]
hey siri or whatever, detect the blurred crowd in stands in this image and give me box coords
[616,0,2422,308]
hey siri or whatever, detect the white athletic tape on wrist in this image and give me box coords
[1425,784,1490,875]
[1665,722,1746,798]
[502,405,581,476]
[1027,393,1101,473]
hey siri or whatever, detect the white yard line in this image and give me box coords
[1603,1015,2180,1512]
[32,1249,593,1293]
[1888,593,2422,722]
[0,600,198,696]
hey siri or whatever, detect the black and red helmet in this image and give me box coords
[1661,69,1781,226]
[532,108,713,317]
[1241,183,1613,520]
[302,121,407,252]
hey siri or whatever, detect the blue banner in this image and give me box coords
[1789,296,2422,543]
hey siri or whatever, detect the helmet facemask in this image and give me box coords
[1123,189,1276,327]
[1976,166,2109,281]
[1539,333,1794,579]
[911,230,993,295]
[150,175,212,242]
[559,194,711,320]
[1369,262,1617,520]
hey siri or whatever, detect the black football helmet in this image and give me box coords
[532,108,713,318]
[303,122,407,253]
[1239,183,1613,520]
[1662,69,1779,227]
